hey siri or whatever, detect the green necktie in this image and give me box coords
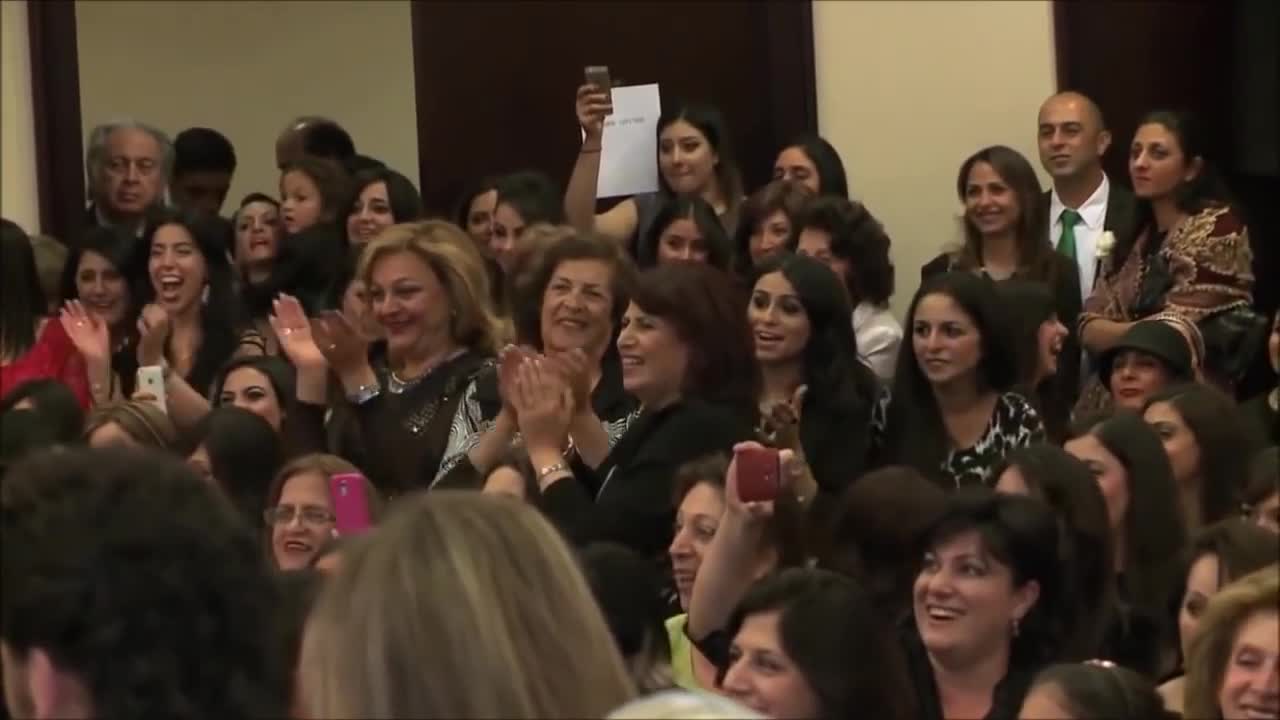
[1058,208,1081,261]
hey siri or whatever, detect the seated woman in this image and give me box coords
[790,196,901,381]
[923,146,1082,396]
[83,400,178,450]
[1065,412,1188,678]
[1182,566,1278,720]
[133,209,264,429]
[186,406,282,529]
[1079,111,1255,412]
[273,220,501,495]
[1245,447,1278,533]
[880,272,1045,488]
[1096,318,1198,412]
[513,262,758,559]
[432,225,639,489]
[666,453,805,691]
[1,219,90,408]
[637,196,732,270]
[902,488,1066,720]
[771,134,850,198]
[730,180,813,277]
[1022,662,1176,720]
[299,492,635,718]
[212,355,295,436]
[343,167,423,246]
[747,253,885,509]
[1239,310,1279,450]
[262,452,383,571]
[57,224,143,404]
[997,280,1071,442]
[1143,382,1253,531]
[686,445,915,720]
[1157,519,1277,716]
[566,89,744,248]
[816,466,947,621]
[994,444,1116,662]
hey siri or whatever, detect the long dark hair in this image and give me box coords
[996,279,1070,442]
[993,444,1116,661]
[139,208,244,394]
[1143,382,1250,526]
[629,263,757,419]
[777,134,850,199]
[726,568,916,720]
[638,195,732,270]
[883,272,1017,482]
[1071,412,1187,646]
[0,219,46,360]
[920,488,1066,666]
[1115,110,1235,272]
[656,100,744,208]
[955,145,1056,284]
[343,167,424,244]
[186,406,282,530]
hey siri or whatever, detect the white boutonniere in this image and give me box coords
[1096,231,1116,259]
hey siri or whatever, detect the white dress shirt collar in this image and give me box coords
[1050,173,1109,231]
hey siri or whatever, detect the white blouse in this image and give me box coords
[853,301,902,382]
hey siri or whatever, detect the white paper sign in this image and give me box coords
[595,83,662,199]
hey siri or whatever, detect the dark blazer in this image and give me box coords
[541,397,755,559]
[1040,180,1138,293]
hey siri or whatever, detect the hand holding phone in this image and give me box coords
[735,445,781,503]
[584,65,611,91]
[135,365,167,415]
[329,472,373,536]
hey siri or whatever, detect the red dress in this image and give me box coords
[0,319,92,410]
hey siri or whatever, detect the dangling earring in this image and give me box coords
[1011,618,1021,638]
[201,284,210,305]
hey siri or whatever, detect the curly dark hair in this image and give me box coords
[790,196,895,307]
[731,179,814,276]
[1,447,285,719]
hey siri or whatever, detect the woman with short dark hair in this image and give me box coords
[731,180,814,277]
[344,167,423,246]
[513,262,757,558]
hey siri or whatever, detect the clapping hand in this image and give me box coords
[512,356,575,455]
[545,348,592,415]
[59,300,111,363]
[268,294,327,370]
[311,310,370,377]
[136,303,171,366]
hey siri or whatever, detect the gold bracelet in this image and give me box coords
[537,461,569,481]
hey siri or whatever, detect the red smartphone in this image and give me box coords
[329,472,372,536]
[736,446,781,503]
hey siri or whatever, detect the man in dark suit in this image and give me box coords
[1037,92,1137,303]
[82,120,171,238]
[1038,92,1137,394]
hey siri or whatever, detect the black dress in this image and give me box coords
[899,622,1037,720]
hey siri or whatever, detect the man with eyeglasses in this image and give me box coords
[83,120,173,236]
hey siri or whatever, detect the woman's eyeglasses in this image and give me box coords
[264,504,335,526]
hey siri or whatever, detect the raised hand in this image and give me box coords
[59,300,111,362]
[760,385,808,453]
[497,345,531,414]
[269,294,327,370]
[512,357,574,455]
[136,303,171,366]
[311,310,370,377]
[576,84,613,142]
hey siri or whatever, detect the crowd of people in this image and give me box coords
[0,83,1277,720]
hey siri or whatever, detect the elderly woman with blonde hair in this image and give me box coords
[1183,564,1279,719]
[300,491,635,718]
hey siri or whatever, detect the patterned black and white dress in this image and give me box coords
[942,392,1045,488]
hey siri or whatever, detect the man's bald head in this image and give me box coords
[275,116,353,171]
[1037,91,1111,182]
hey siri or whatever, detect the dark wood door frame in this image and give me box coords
[27,0,86,245]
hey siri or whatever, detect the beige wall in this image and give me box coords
[813,0,1057,318]
[76,0,419,215]
[2,0,41,234]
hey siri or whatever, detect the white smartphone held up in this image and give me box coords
[136,365,168,414]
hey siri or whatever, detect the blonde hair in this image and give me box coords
[83,401,178,450]
[1184,564,1279,719]
[358,219,504,355]
[300,492,635,717]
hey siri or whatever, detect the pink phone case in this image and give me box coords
[329,472,372,536]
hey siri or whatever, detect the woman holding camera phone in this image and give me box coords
[564,73,745,255]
